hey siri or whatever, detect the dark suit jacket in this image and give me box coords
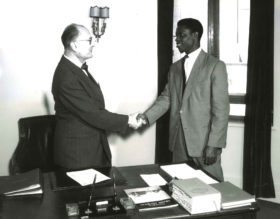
[145,50,229,157]
[52,56,128,170]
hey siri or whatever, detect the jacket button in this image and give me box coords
[180,110,183,114]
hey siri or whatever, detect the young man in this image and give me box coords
[139,18,229,181]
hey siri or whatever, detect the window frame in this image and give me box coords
[208,0,247,122]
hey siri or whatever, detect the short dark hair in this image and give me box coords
[177,18,203,40]
[61,24,83,49]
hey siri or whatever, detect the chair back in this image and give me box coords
[9,115,56,174]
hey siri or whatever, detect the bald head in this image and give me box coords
[61,23,87,50]
[61,23,94,63]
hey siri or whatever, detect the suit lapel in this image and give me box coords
[62,57,105,104]
[182,50,206,100]
[87,72,99,86]
[79,72,105,105]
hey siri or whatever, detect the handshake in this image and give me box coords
[128,113,149,129]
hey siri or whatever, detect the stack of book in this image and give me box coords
[171,178,221,214]
[124,186,178,211]
[211,181,256,209]
[0,168,43,197]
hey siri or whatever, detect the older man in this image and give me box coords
[52,24,139,170]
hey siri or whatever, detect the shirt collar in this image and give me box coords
[188,47,201,61]
[63,54,84,68]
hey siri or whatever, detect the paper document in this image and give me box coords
[140,174,167,186]
[195,170,218,184]
[161,163,197,178]
[67,169,110,186]
[161,163,218,184]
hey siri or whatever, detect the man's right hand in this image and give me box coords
[137,113,149,126]
[128,113,141,129]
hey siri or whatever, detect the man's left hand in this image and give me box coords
[203,146,220,165]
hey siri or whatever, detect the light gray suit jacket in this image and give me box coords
[145,50,229,157]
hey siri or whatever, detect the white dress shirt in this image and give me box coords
[63,55,88,77]
[184,48,202,81]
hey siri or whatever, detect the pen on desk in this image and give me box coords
[87,173,97,212]
[168,176,178,193]
[112,172,121,211]
[113,173,117,203]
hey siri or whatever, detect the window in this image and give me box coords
[220,0,250,122]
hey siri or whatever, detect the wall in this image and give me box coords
[0,0,157,175]
[269,0,280,203]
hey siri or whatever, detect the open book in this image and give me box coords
[0,168,42,196]
[124,186,178,211]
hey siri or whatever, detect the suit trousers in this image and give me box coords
[172,120,224,181]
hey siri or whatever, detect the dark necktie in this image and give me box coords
[182,54,189,95]
[81,62,98,85]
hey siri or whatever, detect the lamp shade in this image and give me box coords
[100,7,109,18]
[90,6,100,17]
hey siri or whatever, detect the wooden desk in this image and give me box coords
[0,164,258,219]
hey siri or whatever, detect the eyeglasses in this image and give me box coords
[75,37,93,45]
